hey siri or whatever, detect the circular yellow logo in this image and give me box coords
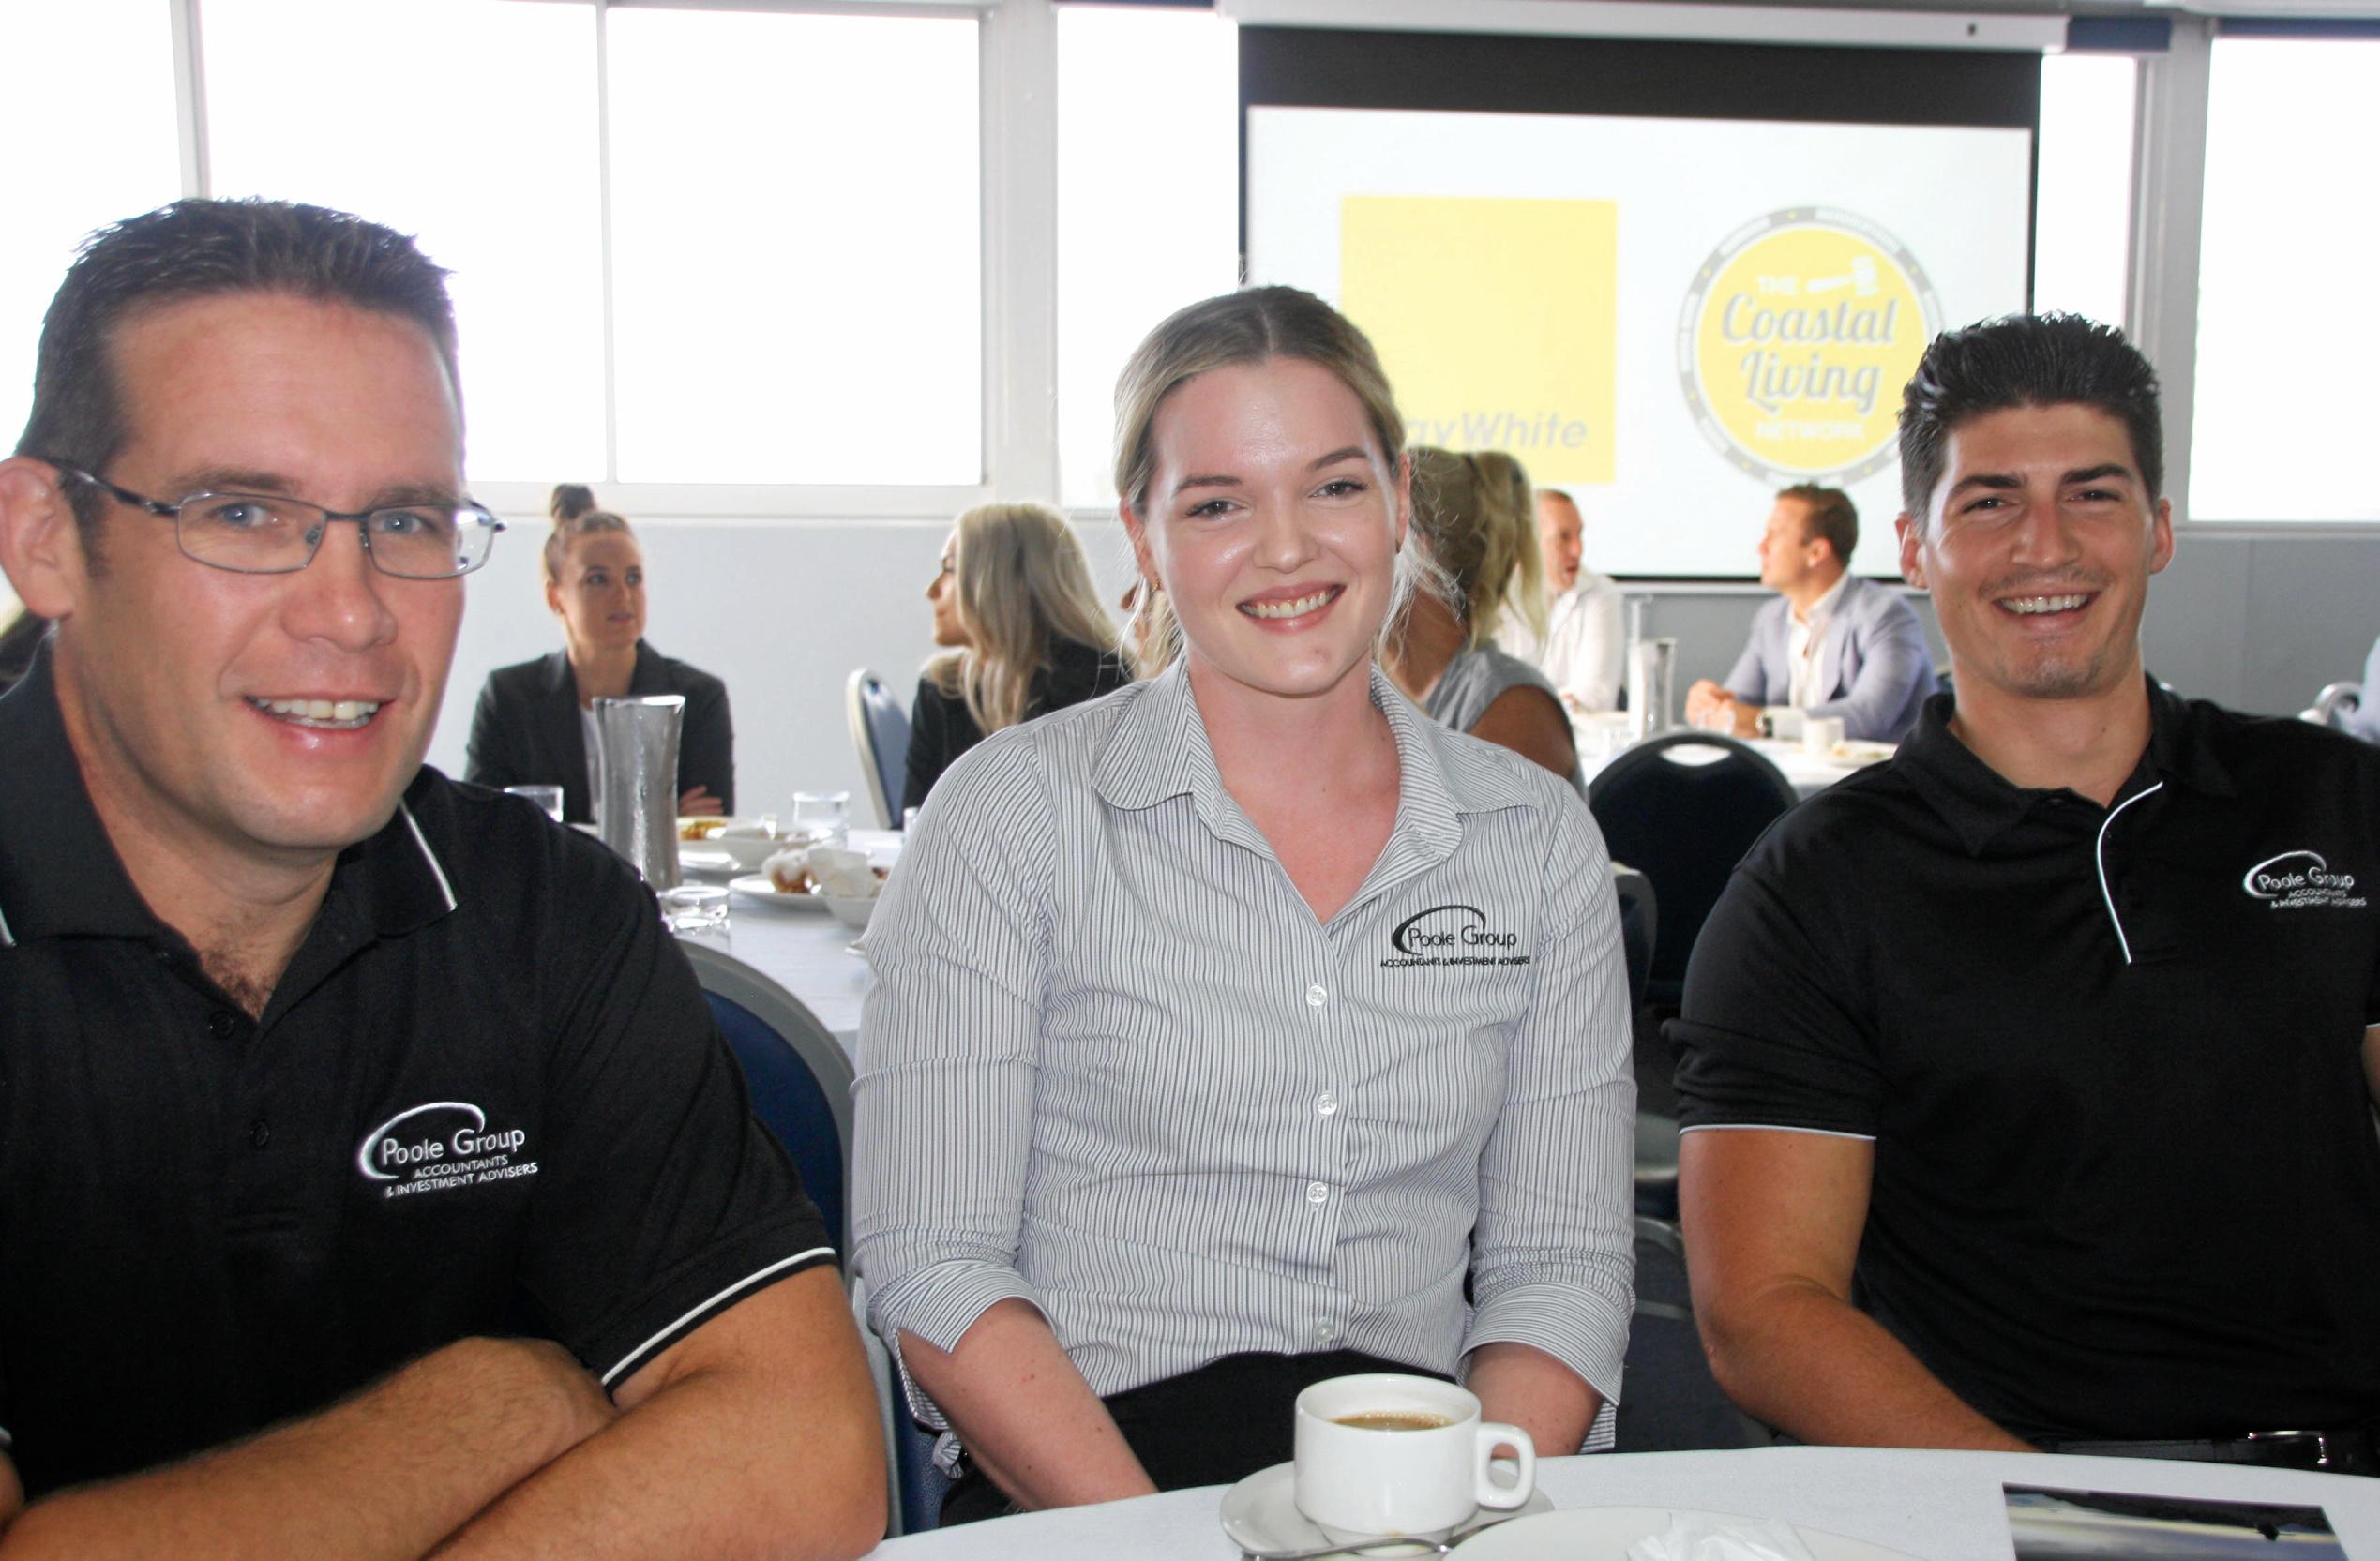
[1678,209,1939,486]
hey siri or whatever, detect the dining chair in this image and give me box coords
[1612,1215,1758,1451]
[2301,681,2363,732]
[846,668,911,830]
[1587,732,1796,1013]
[680,940,853,1254]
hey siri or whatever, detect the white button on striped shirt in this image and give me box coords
[851,662,1636,1450]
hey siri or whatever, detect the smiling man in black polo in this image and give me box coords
[1672,314,2380,1472]
[0,200,881,1557]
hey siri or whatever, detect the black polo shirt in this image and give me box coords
[0,653,833,1499]
[1673,681,2380,1445]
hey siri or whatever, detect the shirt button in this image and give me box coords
[249,1118,272,1149]
[1305,1180,1330,1205]
[1305,983,1327,1008]
[207,1010,238,1041]
[1317,1091,1339,1117]
[1313,1319,1338,1343]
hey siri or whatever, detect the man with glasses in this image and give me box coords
[0,200,881,1557]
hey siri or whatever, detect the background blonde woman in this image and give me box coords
[1386,448,1582,789]
[904,502,1128,814]
[466,484,733,821]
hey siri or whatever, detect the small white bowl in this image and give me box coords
[822,893,877,931]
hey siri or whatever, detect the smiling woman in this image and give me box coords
[462,485,734,823]
[853,286,1636,1527]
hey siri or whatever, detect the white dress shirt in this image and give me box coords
[1506,572,1624,713]
[1784,572,1851,712]
[851,661,1635,1451]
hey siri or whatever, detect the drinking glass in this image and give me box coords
[786,791,851,851]
[504,784,565,823]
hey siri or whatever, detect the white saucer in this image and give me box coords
[1219,1462,1554,1558]
[728,875,829,912]
[1454,1507,1923,1560]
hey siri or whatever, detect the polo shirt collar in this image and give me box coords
[1089,656,1537,861]
[1899,674,2237,856]
[0,646,457,951]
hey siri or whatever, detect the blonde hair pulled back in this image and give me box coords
[1408,448,1546,653]
[1110,286,1425,674]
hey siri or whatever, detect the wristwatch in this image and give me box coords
[1756,712,1776,740]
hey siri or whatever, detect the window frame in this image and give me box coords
[94,0,2380,533]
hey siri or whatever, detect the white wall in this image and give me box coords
[426,513,1145,822]
[426,503,2379,824]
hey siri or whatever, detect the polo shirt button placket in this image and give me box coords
[207,1010,239,1042]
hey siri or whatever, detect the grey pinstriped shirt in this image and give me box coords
[852,661,1634,1450]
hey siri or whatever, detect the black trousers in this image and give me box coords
[939,1348,1448,1527]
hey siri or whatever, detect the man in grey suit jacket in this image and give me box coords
[1685,485,1933,743]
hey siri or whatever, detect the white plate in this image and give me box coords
[1829,740,1897,766]
[728,875,830,913]
[1219,1462,1552,1558]
[1454,1507,1922,1561]
[679,848,744,878]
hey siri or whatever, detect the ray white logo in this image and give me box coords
[358,1101,538,1200]
[2241,850,2366,912]
[1382,904,1532,969]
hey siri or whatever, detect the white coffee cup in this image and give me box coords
[1802,714,1846,756]
[1291,1373,1535,1541]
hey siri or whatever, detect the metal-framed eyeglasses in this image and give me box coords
[47,461,505,579]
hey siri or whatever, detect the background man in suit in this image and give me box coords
[1684,485,1933,743]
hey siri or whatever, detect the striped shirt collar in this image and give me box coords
[0,647,457,950]
[1089,657,1544,864]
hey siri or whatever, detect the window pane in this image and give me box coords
[606,9,980,486]
[1056,5,1240,509]
[2192,37,2380,522]
[202,0,605,484]
[0,1,182,455]
[2032,53,2135,327]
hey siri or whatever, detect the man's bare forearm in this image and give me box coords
[0,1337,614,1561]
[1699,1282,2031,1452]
[901,1298,1157,1513]
[428,1268,885,1561]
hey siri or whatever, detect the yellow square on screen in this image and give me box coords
[1340,196,1618,486]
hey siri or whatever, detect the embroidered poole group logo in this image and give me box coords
[1381,905,1533,969]
[2241,850,2367,912]
[357,1101,539,1200]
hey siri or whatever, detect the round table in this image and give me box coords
[864,1445,2380,1558]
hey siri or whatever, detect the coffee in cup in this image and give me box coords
[1292,1373,1535,1540]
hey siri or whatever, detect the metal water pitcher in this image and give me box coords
[594,694,684,889]
[1627,638,1679,743]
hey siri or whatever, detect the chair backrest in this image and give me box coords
[847,668,911,829]
[2303,681,2364,731]
[680,940,854,1253]
[1588,733,1797,1010]
[1611,865,1657,1011]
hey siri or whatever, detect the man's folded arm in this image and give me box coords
[0,1336,616,1561]
[1679,1126,2031,1452]
[429,1264,883,1561]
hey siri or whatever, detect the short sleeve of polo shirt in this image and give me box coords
[1668,848,1884,1137]
[515,843,834,1391]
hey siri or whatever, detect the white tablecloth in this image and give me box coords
[675,828,899,1053]
[865,1446,2380,1559]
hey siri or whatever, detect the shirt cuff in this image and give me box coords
[866,1257,1047,1429]
[1461,1278,1633,1449]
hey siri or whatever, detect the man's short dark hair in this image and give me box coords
[1778,483,1857,565]
[14,198,459,558]
[1898,312,2162,524]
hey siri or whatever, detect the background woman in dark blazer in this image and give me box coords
[465,486,733,823]
[903,502,1128,814]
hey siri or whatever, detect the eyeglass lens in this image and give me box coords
[177,494,496,578]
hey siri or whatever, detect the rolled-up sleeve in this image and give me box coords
[851,738,1057,1424]
[1461,797,1636,1447]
